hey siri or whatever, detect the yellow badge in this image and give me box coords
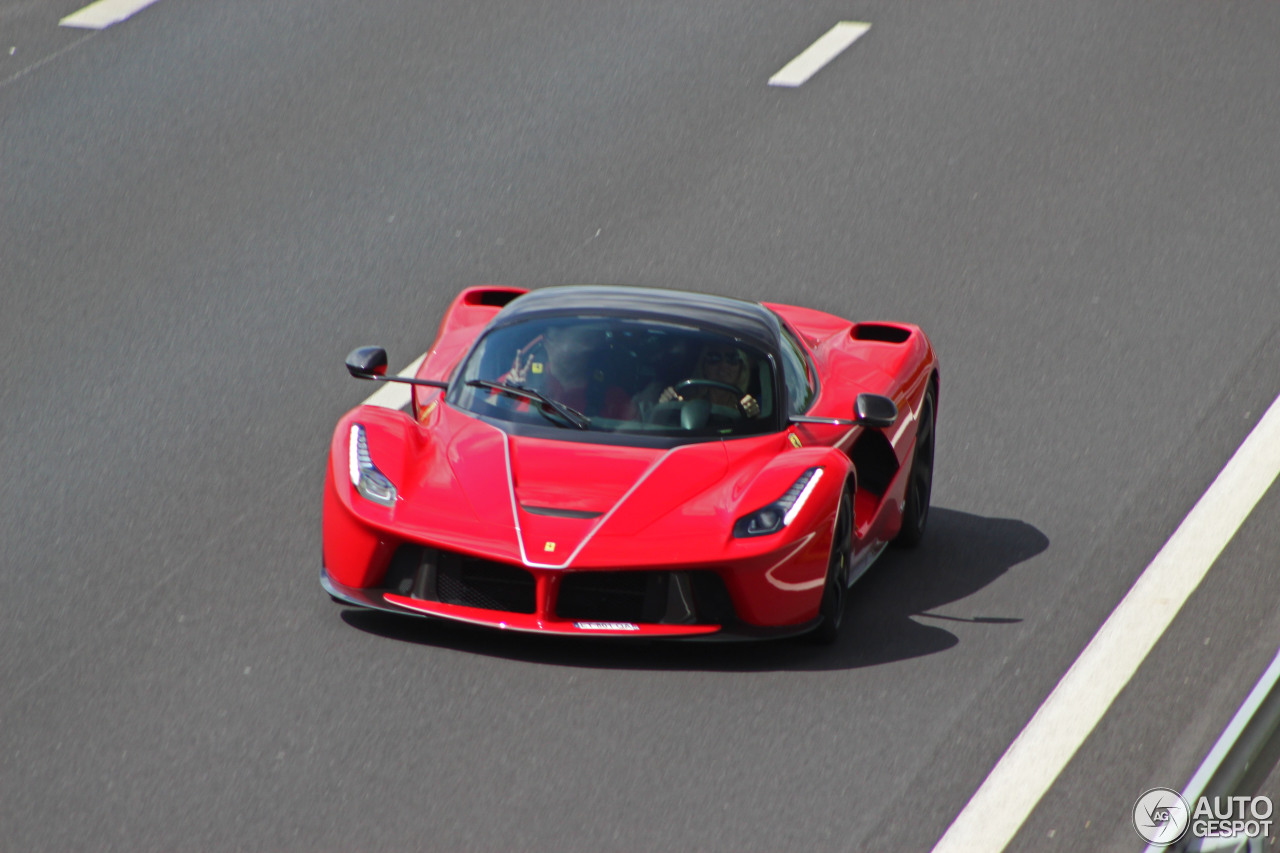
[544,541,556,552]
[789,433,803,448]
[531,362,544,374]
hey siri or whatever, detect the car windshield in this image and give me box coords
[449,316,777,437]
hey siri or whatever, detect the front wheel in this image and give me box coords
[894,384,935,548]
[809,490,853,645]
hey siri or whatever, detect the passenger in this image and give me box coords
[503,325,635,420]
[658,343,760,417]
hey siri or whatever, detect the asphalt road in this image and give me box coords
[3,0,1279,850]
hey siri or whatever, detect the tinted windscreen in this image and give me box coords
[449,317,777,438]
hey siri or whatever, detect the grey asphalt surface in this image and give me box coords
[3,0,1279,850]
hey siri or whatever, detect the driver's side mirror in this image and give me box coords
[346,346,389,379]
[854,393,897,429]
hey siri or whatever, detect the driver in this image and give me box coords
[657,343,760,417]
[503,324,636,420]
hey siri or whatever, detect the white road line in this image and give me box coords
[360,354,427,409]
[932,392,1280,853]
[1,32,96,88]
[768,22,870,88]
[60,0,163,29]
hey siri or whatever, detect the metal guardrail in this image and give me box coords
[1144,646,1280,853]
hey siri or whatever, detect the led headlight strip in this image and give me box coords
[348,424,397,507]
[734,467,824,538]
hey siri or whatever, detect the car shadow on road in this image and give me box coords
[339,507,1048,672]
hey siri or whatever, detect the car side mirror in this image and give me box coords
[854,393,897,429]
[346,346,389,379]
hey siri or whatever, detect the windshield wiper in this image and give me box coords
[465,379,591,430]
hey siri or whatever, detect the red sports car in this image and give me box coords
[322,285,938,643]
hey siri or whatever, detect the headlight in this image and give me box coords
[733,467,823,538]
[348,424,397,507]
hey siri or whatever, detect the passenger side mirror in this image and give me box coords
[346,346,389,379]
[854,393,897,429]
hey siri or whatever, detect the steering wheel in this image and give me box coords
[673,379,743,397]
[646,379,752,427]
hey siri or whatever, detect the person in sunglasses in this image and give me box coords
[657,342,761,418]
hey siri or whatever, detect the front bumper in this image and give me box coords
[321,566,817,641]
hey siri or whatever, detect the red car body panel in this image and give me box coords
[323,286,938,639]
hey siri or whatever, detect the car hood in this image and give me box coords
[399,406,738,566]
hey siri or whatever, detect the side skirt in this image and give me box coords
[845,541,888,589]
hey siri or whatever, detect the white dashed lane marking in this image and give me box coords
[60,0,164,29]
[768,22,871,88]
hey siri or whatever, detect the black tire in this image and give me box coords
[809,489,853,645]
[894,384,936,548]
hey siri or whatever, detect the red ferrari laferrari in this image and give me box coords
[322,285,938,643]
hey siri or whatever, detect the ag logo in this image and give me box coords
[1133,787,1190,846]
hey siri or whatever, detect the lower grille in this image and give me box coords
[433,551,536,614]
[381,547,735,624]
[555,571,733,625]
[556,571,658,623]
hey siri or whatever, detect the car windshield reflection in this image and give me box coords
[449,317,777,437]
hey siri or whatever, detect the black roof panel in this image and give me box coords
[493,285,781,349]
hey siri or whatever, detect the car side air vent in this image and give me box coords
[851,323,911,344]
[462,287,525,307]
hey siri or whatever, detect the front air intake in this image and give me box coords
[435,552,536,613]
[555,571,735,625]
